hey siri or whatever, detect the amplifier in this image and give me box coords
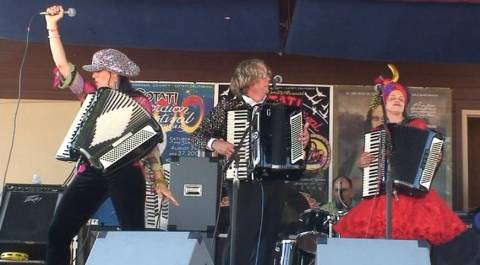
[167,156,219,232]
[0,184,64,260]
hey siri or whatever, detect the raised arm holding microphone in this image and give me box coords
[43,5,178,265]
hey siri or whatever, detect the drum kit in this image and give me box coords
[273,209,347,265]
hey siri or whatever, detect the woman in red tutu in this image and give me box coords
[333,76,466,245]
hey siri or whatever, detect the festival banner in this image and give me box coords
[133,81,217,161]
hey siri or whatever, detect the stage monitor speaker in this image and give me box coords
[167,156,219,232]
[91,198,119,227]
[0,184,63,260]
[316,238,431,265]
[85,231,214,265]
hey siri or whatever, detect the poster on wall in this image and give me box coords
[218,83,332,204]
[332,85,452,204]
[132,81,217,161]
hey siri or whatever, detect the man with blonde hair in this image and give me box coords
[192,59,310,265]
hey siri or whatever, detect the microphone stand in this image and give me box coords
[226,153,240,265]
[376,84,393,239]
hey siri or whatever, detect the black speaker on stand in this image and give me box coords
[0,184,64,262]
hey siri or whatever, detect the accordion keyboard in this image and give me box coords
[56,93,97,161]
[226,110,251,180]
[362,130,385,198]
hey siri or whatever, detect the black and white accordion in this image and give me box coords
[362,124,444,197]
[225,103,306,181]
[56,88,163,174]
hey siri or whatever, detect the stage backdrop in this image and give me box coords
[218,83,332,204]
[332,85,452,204]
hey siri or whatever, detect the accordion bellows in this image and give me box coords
[56,88,163,174]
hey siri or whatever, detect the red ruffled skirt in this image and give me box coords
[333,190,466,245]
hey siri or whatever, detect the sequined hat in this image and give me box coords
[82,49,140,78]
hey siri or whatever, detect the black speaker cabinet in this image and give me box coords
[316,238,431,265]
[85,231,214,265]
[0,184,63,260]
[167,156,219,232]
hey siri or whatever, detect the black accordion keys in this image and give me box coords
[362,124,444,197]
[56,88,163,174]
[226,103,306,181]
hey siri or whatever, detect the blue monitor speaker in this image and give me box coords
[91,198,119,227]
[85,231,214,265]
[316,238,431,265]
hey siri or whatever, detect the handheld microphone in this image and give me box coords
[272,75,283,84]
[39,8,76,17]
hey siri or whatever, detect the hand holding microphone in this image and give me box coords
[43,5,75,40]
[43,5,75,31]
[40,7,76,17]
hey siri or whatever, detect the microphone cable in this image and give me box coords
[2,13,38,194]
[254,182,265,265]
